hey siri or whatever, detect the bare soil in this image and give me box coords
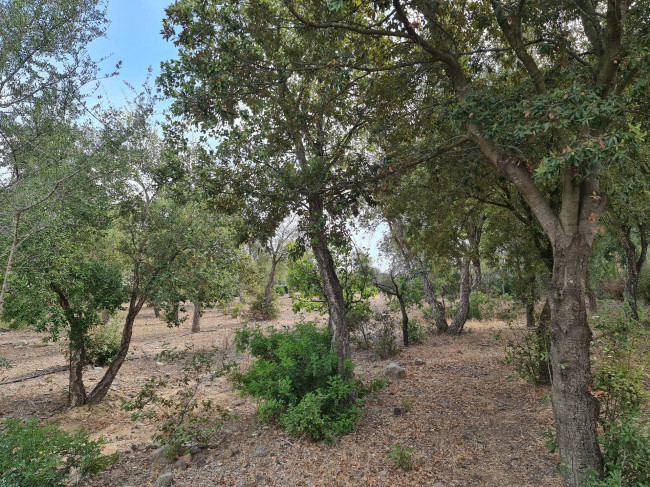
[0,297,562,487]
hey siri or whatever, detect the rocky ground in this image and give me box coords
[0,297,563,487]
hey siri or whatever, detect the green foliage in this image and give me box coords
[230,302,245,319]
[400,396,415,413]
[591,307,649,425]
[372,311,398,359]
[0,418,116,487]
[232,322,362,442]
[406,319,426,345]
[388,442,413,470]
[587,415,650,487]
[121,346,233,458]
[469,291,486,320]
[499,328,550,384]
[85,320,121,367]
[248,292,279,320]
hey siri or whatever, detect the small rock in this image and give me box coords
[32,342,48,348]
[393,407,402,416]
[414,359,425,366]
[155,361,164,366]
[434,483,446,487]
[154,472,173,487]
[384,362,406,380]
[255,473,268,482]
[152,445,173,467]
[378,470,389,476]
[174,453,191,470]
[253,446,270,457]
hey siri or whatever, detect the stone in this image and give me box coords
[433,483,446,487]
[152,445,173,467]
[174,453,191,470]
[253,446,270,457]
[154,472,173,487]
[255,473,268,482]
[393,407,402,416]
[384,362,406,379]
[378,470,389,476]
[414,359,425,366]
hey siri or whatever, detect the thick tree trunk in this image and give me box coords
[87,295,145,405]
[192,300,201,333]
[309,197,350,378]
[620,224,648,321]
[448,258,470,335]
[262,258,279,319]
[397,294,409,347]
[471,258,482,292]
[68,337,87,407]
[548,238,603,486]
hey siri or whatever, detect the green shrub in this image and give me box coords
[86,320,121,367]
[587,415,650,487]
[499,328,550,384]
[230,302,244,319]
[372,311,398,359]
[388,442,413,470]
[274,284,287,297]
[248,293,279,320]
[0,418,116,487]
[469,291,486,320]
[232,322,362,442]
[406,319,426,344]
[638,263,650,304]
[121,346,233,459]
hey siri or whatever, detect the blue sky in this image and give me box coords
[87,0,177,107]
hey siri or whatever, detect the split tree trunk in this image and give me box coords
[87,295,145,404]
[192,300,201,333]
[548,236,603,485]
[309,196,350,378]
[447,258,470,335]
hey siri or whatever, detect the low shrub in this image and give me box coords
[469,291,487,319]
[248,293,279,320]
[372,310,398,359]
[229,302,245,319]
[0,418,116,487]
[406,319,426,345]
[388,442,413,470]
[232,322,362,442]
[86,320,121,367]
[497,327,550,385]
[121,346,233,460]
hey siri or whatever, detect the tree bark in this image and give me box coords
[447,258,470,335]
[471,258,482,293]
[192,300,201,333]
[262,258,279,319]
[620,224,648,321]
[87,294,146,404]
[397,294,409,347]
[68,340,87,407]
[154,306,160,318]
[308,196,351,378]
[0,212,21,317]
[548,237,603,485]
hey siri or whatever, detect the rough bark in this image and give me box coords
[447,258,470,335]
[397,294,409,347]
[620,224,648,321]
[262,258,279,320]
[192,300,201,333]
[548,238,603,485]
[308,196,351,378]
[87,295,146,404]
[68,341,87,407]
[471,258,482,293]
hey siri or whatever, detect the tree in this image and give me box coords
[281,1,650,482]
[0,0,113,316]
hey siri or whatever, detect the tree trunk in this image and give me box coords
[620,224,648,321]
[421,273,449,333]
[448,258,470,335]
[397,294,409,347]
[535,298,552,385]
[309,196,350,378]
[0,212,21,317]
[471,257,482,292]
[262,258,279,320]
[192,300,201,333]
[585,269,598,316]
[68,340,87,407]
[154,306,160,318]
[87,295,145,405]
[548,238,603,485]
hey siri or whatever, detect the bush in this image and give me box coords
[86,320,121,367]
[388,442,413,470]
[587,415,650,487]
[497,328,550,385]
[0,418,116,487]
[248,293,279,320]
[469,291,486,320]
[372,311,398,359]
[232,322,362,442]
[229,302,244,318]
[121,346,233,459]
[407,319,426,345]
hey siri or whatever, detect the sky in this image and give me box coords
[87,0,177,107]
[87,0,389,269]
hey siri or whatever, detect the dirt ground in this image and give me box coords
[0,297,563,487]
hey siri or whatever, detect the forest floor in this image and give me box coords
[0,296,563,487]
